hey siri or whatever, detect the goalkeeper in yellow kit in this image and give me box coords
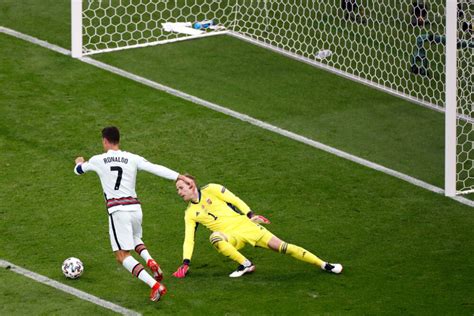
[173,177,343,278]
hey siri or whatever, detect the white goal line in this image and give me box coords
[83,30,229,56]
[0,259,141,316]
[0,26,472,208]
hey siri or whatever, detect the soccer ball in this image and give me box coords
[62,257,84,279]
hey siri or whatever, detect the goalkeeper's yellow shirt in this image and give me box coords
[182,183,255,261]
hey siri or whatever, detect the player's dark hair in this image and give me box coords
[101,126,120,144]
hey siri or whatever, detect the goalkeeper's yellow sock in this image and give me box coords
[279,242,324,267]
[211,239,247,265]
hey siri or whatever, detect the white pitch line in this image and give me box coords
[0,26,472,208]
[0,26,69,56]
[0,259,141,316]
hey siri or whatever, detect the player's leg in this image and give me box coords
[256,231,343,274]
[119,250,166,302]
[134,240,163,282]
[210,231,247,263]
[114,250,154,287]
[131,210,163,281]
[209,232,254,277]
[109,211,166,301]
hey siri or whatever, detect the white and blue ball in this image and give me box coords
[62,257,84,279]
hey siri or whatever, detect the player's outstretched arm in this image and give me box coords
[74,156,99,175]
[138,159,180,180]
[173,215,197,278]
[137,157,196,188]
[209,184,271,224]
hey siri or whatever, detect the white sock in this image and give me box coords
[134,243,153,263]
[122,256,157,288]
[140,249,153,263]
[243,259,252,267]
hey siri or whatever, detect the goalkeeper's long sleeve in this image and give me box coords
[206,184,252,215]
[182,215,198,261]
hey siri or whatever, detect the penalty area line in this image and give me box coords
[0,26,472,208]
[0,259,141,316]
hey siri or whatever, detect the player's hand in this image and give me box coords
[75,157,85,165]
[251,214,271,225]
[178,174,195,188]
[172,263,189,278]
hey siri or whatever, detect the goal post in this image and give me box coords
[71,0,473,196]
[453,0,474,196]
[71,0,83,58]
[445,0,457,197]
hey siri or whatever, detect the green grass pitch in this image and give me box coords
[0,1,473,315]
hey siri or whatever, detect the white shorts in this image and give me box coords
[108,209,143,251]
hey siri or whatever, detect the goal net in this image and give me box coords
[74,0,232,55]
[72,0,473,195]
[455,1,474,194]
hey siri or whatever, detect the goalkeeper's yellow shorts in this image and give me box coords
[224,223,275,250]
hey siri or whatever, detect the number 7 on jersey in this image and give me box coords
[110,166,123,190]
